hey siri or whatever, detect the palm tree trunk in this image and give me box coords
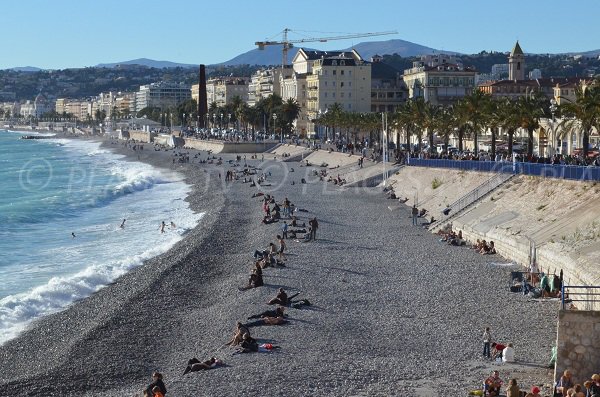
[429,129,435,154]
[583,130,590,159]
[473,127,479,154]
[508,130,514,156]
[458,129,464,152]
[527,128,534,157]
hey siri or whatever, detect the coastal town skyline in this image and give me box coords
[3,0,600,70]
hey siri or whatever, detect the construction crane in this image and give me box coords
[255,28,397,67]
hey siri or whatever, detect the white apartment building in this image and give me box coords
[403,54,476,105]
[20,94,52,118]
[294,49,371,136]
[192,77,249,108]
[135,82,191,113]
[280,72,308,135]
[247,67,293,107]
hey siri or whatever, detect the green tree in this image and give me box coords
[559,78,600,158]
[517,92,547,157]
[280,98,301,135]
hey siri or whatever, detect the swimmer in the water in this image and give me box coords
[71,232,76,238]
[120,219,126,229]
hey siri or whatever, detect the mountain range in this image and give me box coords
[6,38,600,71]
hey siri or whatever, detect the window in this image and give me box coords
[333,81,336,87]
[347,103,351,109]
[333,70,337,75]
[324,92,328,98]
[324,81,328,87]
[349,71,352,76]
[348,93,351,98]
[340,82,344,87]
[517,62,521,70]
[341,92,344,98]
[341,70,345,75]
[332,93,336,98]
[332,60,337,66]
[349,82,351,87]
[340,60,345,66]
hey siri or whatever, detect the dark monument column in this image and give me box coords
[198,64,208,128]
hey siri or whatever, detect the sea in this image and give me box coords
[0,129,203,344]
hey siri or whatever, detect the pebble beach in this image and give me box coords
[0,138,560,396]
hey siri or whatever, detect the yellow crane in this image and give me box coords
[255,28,397,67]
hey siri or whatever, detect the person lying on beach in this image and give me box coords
[262,215,278,224]
[225,322,251,346]
[418,208,428,217]
[244,316,288,327]
[398,197,409,203]
[247,307,285,320]
[145,372,167,397]
[182,357,223,375]
[235,333,280,354]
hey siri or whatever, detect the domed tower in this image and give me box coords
[508,41,525,81]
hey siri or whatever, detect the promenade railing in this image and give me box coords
[407,158,600,182]
[561,285,600,310]
[427,172,513,230]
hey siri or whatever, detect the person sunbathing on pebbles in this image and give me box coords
[182,357,223,375]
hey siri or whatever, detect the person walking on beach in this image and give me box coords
[483,327,491,359]
[159,221,166,233]
[309,217,319,241]
[277,235,286,261]
[411,205,419,226]
[281,221,288,239]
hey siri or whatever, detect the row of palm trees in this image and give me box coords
[315,78,600,158]
[207,94,301,136]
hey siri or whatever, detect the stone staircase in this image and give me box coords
[428,172,515,232]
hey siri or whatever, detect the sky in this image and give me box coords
[3,0,600,70]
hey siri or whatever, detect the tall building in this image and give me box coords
[294,49,371,135]
[135,82,191,113]
[403,54,477,105]
[508,41,525,81]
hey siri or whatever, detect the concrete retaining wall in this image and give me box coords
[555,310,600,385]
[182,138,278,154]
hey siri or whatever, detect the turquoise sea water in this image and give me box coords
[0,130,203,344]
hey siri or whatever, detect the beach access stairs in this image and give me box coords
[428,172,514,232]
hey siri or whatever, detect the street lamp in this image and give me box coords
[273,113,279,143]
[549,98,558,156]
[228,113,231,131]
[220,113,223,131]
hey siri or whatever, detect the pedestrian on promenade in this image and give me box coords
[309,217,318,240]
[483,327,491,359]
[281,221,288,239]
[412,205,419,226]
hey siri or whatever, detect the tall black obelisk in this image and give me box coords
[198,65,208,129]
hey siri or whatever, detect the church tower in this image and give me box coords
[508,41,525,81]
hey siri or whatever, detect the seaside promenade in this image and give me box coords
[0,137,559,396]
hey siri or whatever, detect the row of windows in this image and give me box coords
[323,81,351,87]
[371,92,404,99]
[322,70,352,77]
[427,77,474,86]
[323,92,352,98]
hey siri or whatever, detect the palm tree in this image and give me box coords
[559,79,600,158]
[497,98,521,156]
[433,106,455,153]
[462,90,491,153]
[517,91,547,157]
[280,98,301,135]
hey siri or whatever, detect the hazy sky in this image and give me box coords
[3,0,599,69]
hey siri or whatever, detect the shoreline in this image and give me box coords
[0,131,559,396]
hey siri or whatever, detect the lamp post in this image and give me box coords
[220,113,223,132]
[273,113,279,143]
[228,113,231,131]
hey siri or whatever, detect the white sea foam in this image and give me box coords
[0,135,204,345]
[0,222,202,344]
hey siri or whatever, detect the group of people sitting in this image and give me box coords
[471,239,497,255]
[482,371,542,397]
[438,228,497,255]
[554,370,600,397]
